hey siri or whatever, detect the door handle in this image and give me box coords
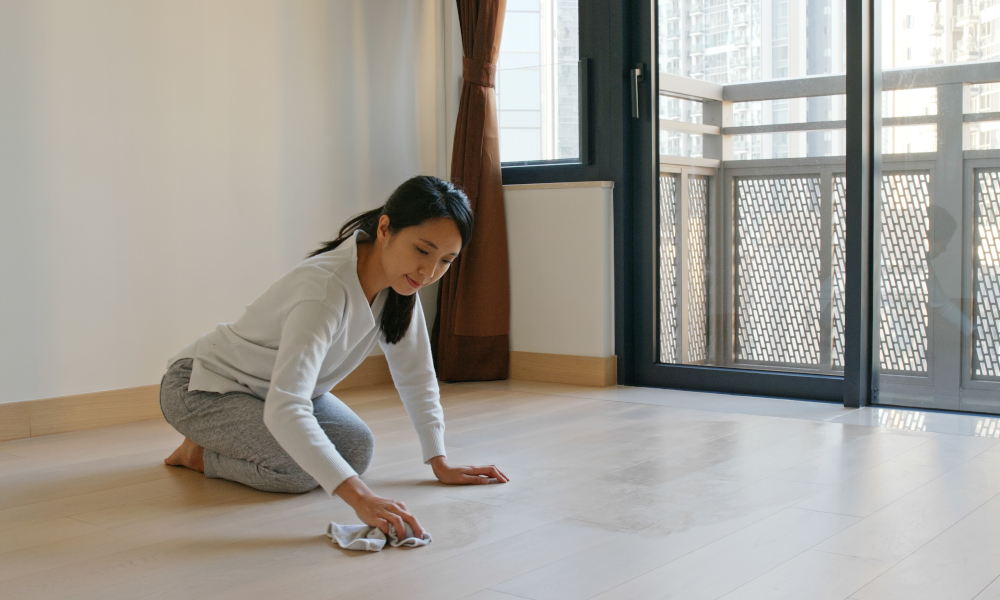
[631,63,644,118]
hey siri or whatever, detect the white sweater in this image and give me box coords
[167,229,446,495]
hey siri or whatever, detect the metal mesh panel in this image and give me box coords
[879,172,930,374]
[659,174,679,363]
[832,175,847,369]
[735,177,822,366]
[687,176,710,363]
[974,169,1000,379]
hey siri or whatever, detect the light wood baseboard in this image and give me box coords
[0,384,162,442]
[0,355,395,443]
[0,352,617,443]
[510,351,617,387]
[332,354,392,390]
[0,402,30,443]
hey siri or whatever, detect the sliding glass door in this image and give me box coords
[632,0,850,400]
[873,0,1000,413]
[630,0,1000,410]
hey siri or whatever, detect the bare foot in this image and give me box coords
[164,437,205,473]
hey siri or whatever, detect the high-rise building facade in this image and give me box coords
[660,0,846,160]
[881,0,1000,152]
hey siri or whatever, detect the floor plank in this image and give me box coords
[590,508,859,600]
[0,516,106,554]
[488,479,832,600]
[850,491,1000,600]
[795,432,997,517]
[718,550,893,600]
[814,455,1000,562]
[324,519,625,600]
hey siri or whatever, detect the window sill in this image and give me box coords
[503,181,614,191]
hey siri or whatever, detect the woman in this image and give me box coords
[159,175,508,539]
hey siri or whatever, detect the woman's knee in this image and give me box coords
[314,396,376,475]
[342,422,375,475]
[250,469,318,494]
[158,360,192,428]
[272,475,318,494]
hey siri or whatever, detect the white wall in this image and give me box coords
[504,182,615,358]
[0,0,451,404]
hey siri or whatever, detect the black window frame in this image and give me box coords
[500,3,621,187]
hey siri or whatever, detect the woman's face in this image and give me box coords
[376,215,462,296]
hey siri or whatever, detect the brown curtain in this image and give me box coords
[432,0,509,381]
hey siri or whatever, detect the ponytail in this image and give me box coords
[306,207,382,259]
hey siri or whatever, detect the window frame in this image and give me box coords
[500,3,615,186]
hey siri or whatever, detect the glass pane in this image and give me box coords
[969,82,1000,113]
[731,130,847,159]
[833,174,847,367]
[734,176,823,367]
[881,0,1000,68]
[658,172,710,363]
[882,125,938,154]
[875,0,1000,412]
[656,0,847,375]
[660,132,704,158]
[883,88,937,117]
[496,0,579,163]
[733,96,847,125]
[968,122,1000,150]
[661,96,704,123]
[659,174,680,363]
[974,169,1000,380]
[660,96,705,157]
[878,172,931,375]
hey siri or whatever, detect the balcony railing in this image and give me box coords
[657,62,1000,407]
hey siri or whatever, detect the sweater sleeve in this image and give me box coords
[378,294,447,463]
[262,299,358,496]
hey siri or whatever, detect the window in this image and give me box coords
[496,0,580,164]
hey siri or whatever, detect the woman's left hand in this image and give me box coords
[429,456,509,485]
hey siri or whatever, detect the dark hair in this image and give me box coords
[307,175,474,344]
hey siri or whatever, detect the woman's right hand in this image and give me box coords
[334,476,424,538]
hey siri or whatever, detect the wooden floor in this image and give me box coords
[4,380,1000,599]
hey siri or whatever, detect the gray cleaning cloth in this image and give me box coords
[327,522,432,552]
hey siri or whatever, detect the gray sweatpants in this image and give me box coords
[159,358,374,494]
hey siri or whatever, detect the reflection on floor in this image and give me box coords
[3,380,1000,600]
[828,405,1000,438]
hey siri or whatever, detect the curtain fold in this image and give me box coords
[432,0,509,381]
